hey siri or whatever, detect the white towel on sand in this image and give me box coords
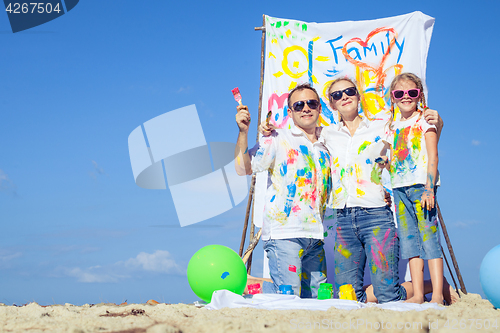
[205,290,445,311]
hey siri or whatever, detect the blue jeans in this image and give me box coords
[393,185,442,260]
[334,206,406,303]
[263,238,327,298]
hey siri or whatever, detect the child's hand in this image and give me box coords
[424,109,441,127]
[421,188,435,210]
[258,121,275,137]
[383,190,392,207]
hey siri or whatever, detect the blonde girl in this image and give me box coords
[387,73,443,304]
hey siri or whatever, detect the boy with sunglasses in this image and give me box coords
[235,83,332,298]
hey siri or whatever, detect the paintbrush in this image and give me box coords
[232,87,242,105]
[265,110,272,127]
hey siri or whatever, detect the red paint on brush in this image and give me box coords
[232,87,242,103]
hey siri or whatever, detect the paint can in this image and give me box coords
[278,285,294,295]
[247,283,262,295]
[339,284,357,301]
[317,283,333,299]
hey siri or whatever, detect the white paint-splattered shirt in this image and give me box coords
[250,123,332,241]
[321,116,389,209]
[389,114,440,188]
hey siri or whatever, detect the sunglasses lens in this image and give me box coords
[408,89,420,98]
[331,91,342,100]
[306,100,319,109]
[345,87,357,96]
[393,90,404,99]
[293,101,305,111]
[331,87,357,100]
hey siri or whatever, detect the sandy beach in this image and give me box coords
[1,292,499,333]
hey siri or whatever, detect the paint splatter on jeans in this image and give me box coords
[394,185,442,260]
[334,206,406,303]
[263,238,327,298]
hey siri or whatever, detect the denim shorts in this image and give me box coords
[393,185,442,260]
[263,238,327,298]
[334,206,407,303]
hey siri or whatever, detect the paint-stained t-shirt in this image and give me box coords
[321,117,389,209]
[249,123,332,241]
[388,114,440,188]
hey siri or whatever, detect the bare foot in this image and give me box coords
[430,294,444,305]
[405,295,425,304]
[443,281,459,305]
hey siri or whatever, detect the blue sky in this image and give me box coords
[1,0,499,305]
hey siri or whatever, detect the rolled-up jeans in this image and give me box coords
[263,238,327,298]
[393,185,442,260]
[334,206,407,303]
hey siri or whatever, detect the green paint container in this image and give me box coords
[317,283,333,300]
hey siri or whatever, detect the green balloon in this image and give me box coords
[187,245,247,302]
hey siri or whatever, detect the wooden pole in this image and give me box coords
[246,15,267,273]
[437,201,467,294]
[239,176,256,256]
[247,220,255,273]
[242,229,263,264]
[239,15,266,263]
[441,245,460,294]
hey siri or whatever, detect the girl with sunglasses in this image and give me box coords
[385,73,443,305]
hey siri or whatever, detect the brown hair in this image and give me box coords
[388,73,428,130]
[287,83,321,110]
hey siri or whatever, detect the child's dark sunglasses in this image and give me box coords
[392,88,420,99]
[329,87,357,101]
[292,99,320,112]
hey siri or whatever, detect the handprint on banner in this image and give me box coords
[128,105,249,227]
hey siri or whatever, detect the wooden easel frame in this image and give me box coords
[238,14,467,296]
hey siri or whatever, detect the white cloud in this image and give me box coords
[0,251,22,268]
[48,244,101,255]
[65,267,123,283]
[124,250,183,274]
[89,160,107,179]
[472,140,480,146]
[62,250,184,283]
[176,86,191,93]
[0,169,17,195]
[453,220,481,229]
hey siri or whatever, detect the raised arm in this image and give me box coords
[235,105,252,176]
